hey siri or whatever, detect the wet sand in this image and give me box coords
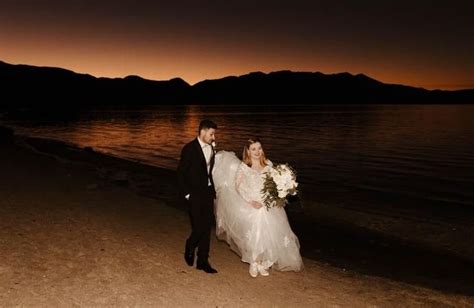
[1,130,473,306]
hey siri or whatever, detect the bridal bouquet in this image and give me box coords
[261,163,298,209]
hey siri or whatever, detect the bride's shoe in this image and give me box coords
[249,263,258,278]
[257,264,269,276]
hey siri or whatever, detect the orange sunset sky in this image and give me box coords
[1,1,472,89]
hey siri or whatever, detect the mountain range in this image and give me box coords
[1,60,472,108]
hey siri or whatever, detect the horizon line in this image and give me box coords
[2,59,473,91]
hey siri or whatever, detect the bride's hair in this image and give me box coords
[243,138,268,167]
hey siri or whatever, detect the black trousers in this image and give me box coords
[186,186,215,262]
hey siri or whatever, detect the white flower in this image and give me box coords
[278,190,286,198]
[261,163,298,209]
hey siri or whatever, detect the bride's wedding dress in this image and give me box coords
[213,151,303,273]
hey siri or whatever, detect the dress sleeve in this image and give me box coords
[235,163,251,203]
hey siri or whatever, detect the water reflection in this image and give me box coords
[3,105,474,210]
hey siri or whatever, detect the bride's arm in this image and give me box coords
[235,165,263,209]
[234,166,248,201]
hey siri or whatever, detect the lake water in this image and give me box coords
[2,104,474,220]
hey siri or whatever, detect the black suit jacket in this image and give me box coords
[177,138,216,199]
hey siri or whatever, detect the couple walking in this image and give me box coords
[177,120,303,277]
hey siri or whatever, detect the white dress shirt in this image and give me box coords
[197,137,213,176]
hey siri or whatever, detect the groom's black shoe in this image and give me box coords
[196,261,218,274]
[184,246,195,267]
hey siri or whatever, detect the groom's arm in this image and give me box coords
[177,144,192,199]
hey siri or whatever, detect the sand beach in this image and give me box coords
[1,128,473,306]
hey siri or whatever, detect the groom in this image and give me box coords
[177,119,218,274]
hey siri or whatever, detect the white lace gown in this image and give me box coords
[213,151,303,271]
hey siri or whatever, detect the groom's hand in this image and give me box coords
[250,201,263,209]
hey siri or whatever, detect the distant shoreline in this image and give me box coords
[1,60,473,107]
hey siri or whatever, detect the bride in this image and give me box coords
[212,138,303,277]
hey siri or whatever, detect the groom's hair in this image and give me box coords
[199,119,217,132]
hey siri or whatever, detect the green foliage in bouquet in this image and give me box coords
[261,164,298,210]
[261,173,286,209]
